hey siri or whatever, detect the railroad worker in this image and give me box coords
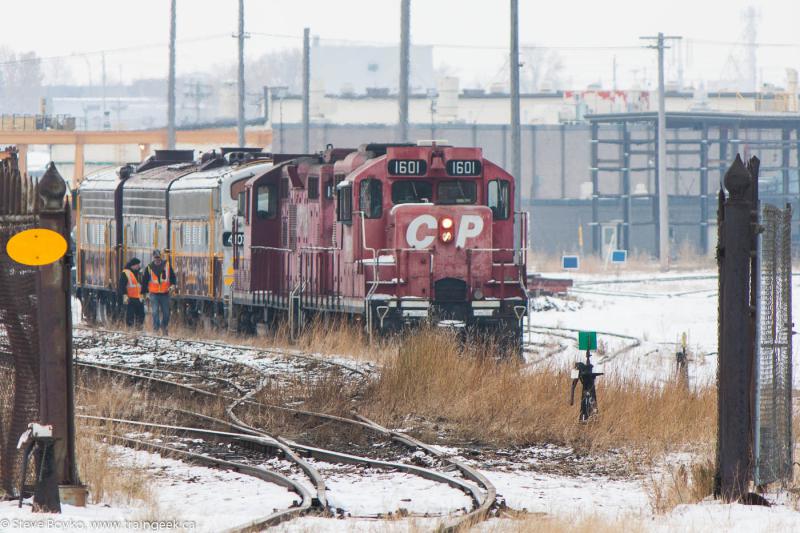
[142,249,177,335]
[118,258,145,328]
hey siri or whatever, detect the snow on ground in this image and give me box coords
[263,455,474,518]
[527,270,800,388]
[274,516,450,532]
[73,327,376,382]
[485,469,650,519]
[0,446,298,533]
[58,269,800,531]
[315,462,472,516]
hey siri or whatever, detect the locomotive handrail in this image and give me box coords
[467,248,527,297]
[355,210,381,339]
[514,210,529,271]
[297,247,340,313]
[250,245,292,252]
[466,246,527,297]
[298,246,338,252]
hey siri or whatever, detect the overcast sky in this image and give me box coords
[6,0,800,90]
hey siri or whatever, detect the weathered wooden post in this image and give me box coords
[715,154,758,501]
[33,163,76,512]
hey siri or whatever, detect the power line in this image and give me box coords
[249,30,800,51]
[0,34,231,68]
[248,31,643,51]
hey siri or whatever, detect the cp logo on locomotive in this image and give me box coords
[406,214,484,249]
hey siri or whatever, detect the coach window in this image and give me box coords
[391,180,432,204]
[488,179,510,220]
[437,180,477,205]
[308,176,319,200]
[337,185,352,223]
[256,184,278,219]
[359,178,382,219]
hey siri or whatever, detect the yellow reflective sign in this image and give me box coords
[226,266,234,275]
[224,276,235,286]
[6,228,68,266]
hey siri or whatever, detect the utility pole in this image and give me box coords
[302,27,310,153]
[641,32,681,269]
[743,6,759,93]
[612,55,617,92]
[237,0,246,147]
[167,0,176,149]
[510,0,522,250]
[101,52,108,130]
[399,0,410,142]
[262,86,270,124]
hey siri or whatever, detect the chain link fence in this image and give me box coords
[0,148,40,497]
[754,203,793,486]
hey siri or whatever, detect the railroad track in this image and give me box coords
[524,324,642,366]
[74,324,370,379]
[76,330,497,530]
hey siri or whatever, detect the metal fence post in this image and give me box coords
[716,154,757,501]
[32,163,74,512]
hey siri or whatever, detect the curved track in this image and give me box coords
[76,330,495,530]
[525,324,642,365]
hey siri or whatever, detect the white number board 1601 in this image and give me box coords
[388,159,427,176]
[446,159,482,176]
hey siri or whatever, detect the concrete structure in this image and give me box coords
[311,41,435,95]
[48,82,800,133]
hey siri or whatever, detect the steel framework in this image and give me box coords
[588,112,800,258]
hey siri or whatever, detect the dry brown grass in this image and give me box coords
[90,320,715,455]
[646,456,715,514]
[361,329,716,452]
[75,430,153,506]
[528,245,715,274]
[75,379,155,506]
[159,314,385,362]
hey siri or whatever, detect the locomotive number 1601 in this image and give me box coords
[388,159,427,176]
[446,159,482,176]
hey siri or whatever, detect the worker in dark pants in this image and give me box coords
[118,258,145,328]
[142,249,177,335]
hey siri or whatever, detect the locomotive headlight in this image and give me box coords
[439,217,454,243]
[473,288,484,300]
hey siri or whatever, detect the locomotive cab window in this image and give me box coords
[488,179,510,220]
[237,191,246,216]
[256,184,278,219]
[308,176,319,200]
[437,180,477,205]
[359,178,383,219]
[337,185,352,223]
[391,180,432,204]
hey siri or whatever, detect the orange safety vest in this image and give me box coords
[123,269,141,299]
[147,262,171,294]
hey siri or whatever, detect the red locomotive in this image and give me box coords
[233,142,528,343]
[76,142,529,344]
